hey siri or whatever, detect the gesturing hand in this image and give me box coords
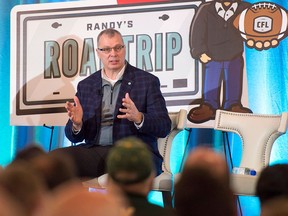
[117,93,143,124]
[65,96,83,130]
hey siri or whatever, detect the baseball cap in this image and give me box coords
[107,137,154,185]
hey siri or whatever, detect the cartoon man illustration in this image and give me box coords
[188,0,252,124]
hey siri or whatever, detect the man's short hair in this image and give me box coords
[97,28,123,45]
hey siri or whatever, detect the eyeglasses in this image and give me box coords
[97,45,125,54]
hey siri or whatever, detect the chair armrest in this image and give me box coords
[177,109,187,130]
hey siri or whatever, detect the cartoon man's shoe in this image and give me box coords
[187,104,216,124]
[227,104,253,113]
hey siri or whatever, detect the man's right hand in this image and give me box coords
[200,53,212,64]
[65,96,83,130]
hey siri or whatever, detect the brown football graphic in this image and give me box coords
[234,2,288,43]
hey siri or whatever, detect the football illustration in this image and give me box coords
[234,2,288,48]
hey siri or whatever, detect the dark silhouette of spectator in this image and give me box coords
[11,143,78,191]
[12,143,46,163]
[0,186,25,216]
[106,136,175,216]
[174,146,237,216]
[256,163,288,205]
[0,161,49,216]
[182,146,230,184]
[49,182,124,216]
[260,196,288,216]
[175,166,237,216]
[31,152,78,191]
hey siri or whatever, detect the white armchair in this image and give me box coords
[214,109,288,196]
[152,109,187,207]
[83,109,187,207]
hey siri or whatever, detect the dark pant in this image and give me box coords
[203,56,244,109]
[51,144,112,178]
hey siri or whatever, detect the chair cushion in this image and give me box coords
[98,173,108,188]
[230,173,260,196]
[152,172,173,191]
[82,174,108,189]
[82,177,104,189]
[83,173,173,192]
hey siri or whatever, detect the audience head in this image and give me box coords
[260,196,288,216]
[11,143,78,191]
[175,166,237,216]
[49,183,122,216]
[0,161,48,216]
[13,143,46,163]
[106,136,155,195]
[183,146,230,184]
[31,152,78,191]
[0,186,26,216]
[256,163,288,205]
[174,146,236,216]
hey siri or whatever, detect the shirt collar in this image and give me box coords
[215,2,238,21]
[101,63,126,86]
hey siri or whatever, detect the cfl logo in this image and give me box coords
[254,16,272,33]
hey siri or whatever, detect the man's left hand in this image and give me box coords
[117,93,143,124]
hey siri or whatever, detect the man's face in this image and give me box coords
[97,33,126,73]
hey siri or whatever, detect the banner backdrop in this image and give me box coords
[11,0,284,128]
[10,0,215,127]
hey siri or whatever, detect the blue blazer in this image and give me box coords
[65,63,171,170]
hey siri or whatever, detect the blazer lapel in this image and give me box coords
[115,64,135,116]
[91,71,103,110]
